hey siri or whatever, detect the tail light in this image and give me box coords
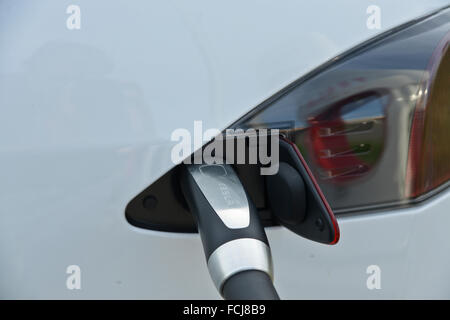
[235,8,450,213]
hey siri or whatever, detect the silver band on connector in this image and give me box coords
[207,238,273,294]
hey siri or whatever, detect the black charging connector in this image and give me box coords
[180,161,279,300]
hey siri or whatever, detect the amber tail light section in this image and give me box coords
[407,34,450,198]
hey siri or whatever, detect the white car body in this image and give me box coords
[1,0,449,299]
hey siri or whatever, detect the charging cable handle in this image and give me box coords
[180,162,279,300]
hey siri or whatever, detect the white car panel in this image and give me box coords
[0,0,449,298]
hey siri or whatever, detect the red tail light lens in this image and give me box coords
[235,8,450,213]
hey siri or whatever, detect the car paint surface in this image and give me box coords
[0,0,449,298]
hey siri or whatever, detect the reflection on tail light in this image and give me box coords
[235,8,450,213]
[308,92,387,183]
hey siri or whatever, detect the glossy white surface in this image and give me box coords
[0,0,449,298]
